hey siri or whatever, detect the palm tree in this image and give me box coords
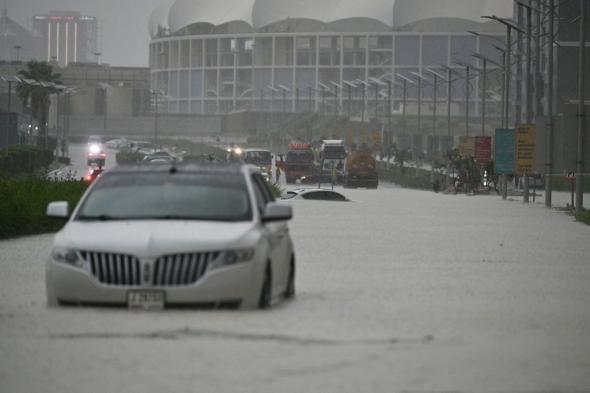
[16,61,62,147]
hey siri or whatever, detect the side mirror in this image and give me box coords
[262,202,292,223]
[46,201,70,219]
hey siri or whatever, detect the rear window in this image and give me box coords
[286,150,314,162]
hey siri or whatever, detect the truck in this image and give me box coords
[317,140,347,183]
[344,146,379,189]
[278,142,315,184]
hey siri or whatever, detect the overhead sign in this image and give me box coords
[515,124,536,175]
[475,136,492,167]
[495,128,515,174]
[459,136,475,157]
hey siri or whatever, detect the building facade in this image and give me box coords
[33,11,98,66]
[149,0,512,122]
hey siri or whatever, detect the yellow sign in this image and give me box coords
[459,136,475,157]
[516,124,536,175]
[372,130,382,145]
[359,129,367,145]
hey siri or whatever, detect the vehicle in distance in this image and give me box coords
[279,142,315,184]
[45,164,295,310]
[242,149,272,181]
[142,151,177,164]
[344,146,378,189]
[281,188,348,201]
[87,136,106,167]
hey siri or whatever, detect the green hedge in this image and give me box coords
[0,175,88,239]
[576,210,590,226]
[0,145,54,175]
[550,176,590,193]
[377,162,434,190]
[116,151,145,165]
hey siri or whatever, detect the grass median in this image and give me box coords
[0,174,88,240]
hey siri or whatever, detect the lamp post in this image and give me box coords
[452,62,472,136]
[575,0,586,215]
[342,80,357,120]
[355,79,370,122]
[150,89,164,147]
[396,74,415,148]
[98,82,109,137]
[330,81,344,116]
[278,84,290,113]
[545,0,555,208]
[482,15,526,129]
[473,52,504,137]
[1,76,21,148]
[318,83,330,115]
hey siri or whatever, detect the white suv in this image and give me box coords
[45,164,295,310]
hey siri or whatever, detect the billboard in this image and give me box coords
[515,124,536,175]
[459,136,475,157]
[495,128,515,174]
[474,136,492,167]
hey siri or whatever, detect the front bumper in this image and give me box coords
[46,258,263,309]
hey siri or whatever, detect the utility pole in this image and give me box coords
[575,0,586,215]
[387,79,392,146]
[534,0,542,118]
[481,59,487,136]
[545,0,555,208]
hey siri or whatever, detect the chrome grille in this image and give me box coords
[153,252,219,286]
[81,251,141,286]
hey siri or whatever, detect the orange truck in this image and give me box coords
[344,147,379,189]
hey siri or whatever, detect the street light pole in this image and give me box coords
[575,0,586,215]
[545,0,555,208]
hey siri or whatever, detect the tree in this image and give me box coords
[16,61,62,147]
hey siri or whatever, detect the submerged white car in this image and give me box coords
[46,164,295,310]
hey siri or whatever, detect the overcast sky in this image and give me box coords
[5,0,165,67]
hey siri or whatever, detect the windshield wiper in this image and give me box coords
[139,215,245,222]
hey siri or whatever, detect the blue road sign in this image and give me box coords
[495,128,515,174]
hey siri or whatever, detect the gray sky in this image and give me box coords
[5,0,164,67]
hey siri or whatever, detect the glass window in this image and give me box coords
[220,38,234,67]
[343,36,366,66]
[451,36,476,66]
[254,37,272,66]
[369,36,392,66]
[237,70,253,98]
[395,36,419,66]
[422,35,448,66]
[204,70,218,97]
[180,40,190,68]
[254,69,272,92]
[169,41,179,68]
[275,69,293,96]
[205,39,218,67]
[78,173,252,222]
[238,38,254,66]
[190,39,203,68]
[179,71,189,98]
[275,37,294,66]
[296,37,316,66]
[296,69,316,90]
[191,70,203,98]
[319,36,341,66]
[220,69,234,98]
[169,71,179,98]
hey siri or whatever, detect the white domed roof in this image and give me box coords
[252,0,395,29]
[393,0,513,26]
[162,0,514,35]
[149,1,175,38]
[168,0,256,33]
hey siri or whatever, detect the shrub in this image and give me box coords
[0,174,88,239]
[0,145,54,175]
[116,151,145,165]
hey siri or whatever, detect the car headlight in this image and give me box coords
[52,247,84,269]
[209,248,255,271]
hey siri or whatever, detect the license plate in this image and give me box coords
[127,291,165,310]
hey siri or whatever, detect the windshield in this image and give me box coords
[286,150,314,163]
[76,172,252,222]
[322,147,346,159]
[244,151,271,166]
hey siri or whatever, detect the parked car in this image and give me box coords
[281,188,349,201]
[45,164,295,310]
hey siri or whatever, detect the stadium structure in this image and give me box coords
[149,0,513,126]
